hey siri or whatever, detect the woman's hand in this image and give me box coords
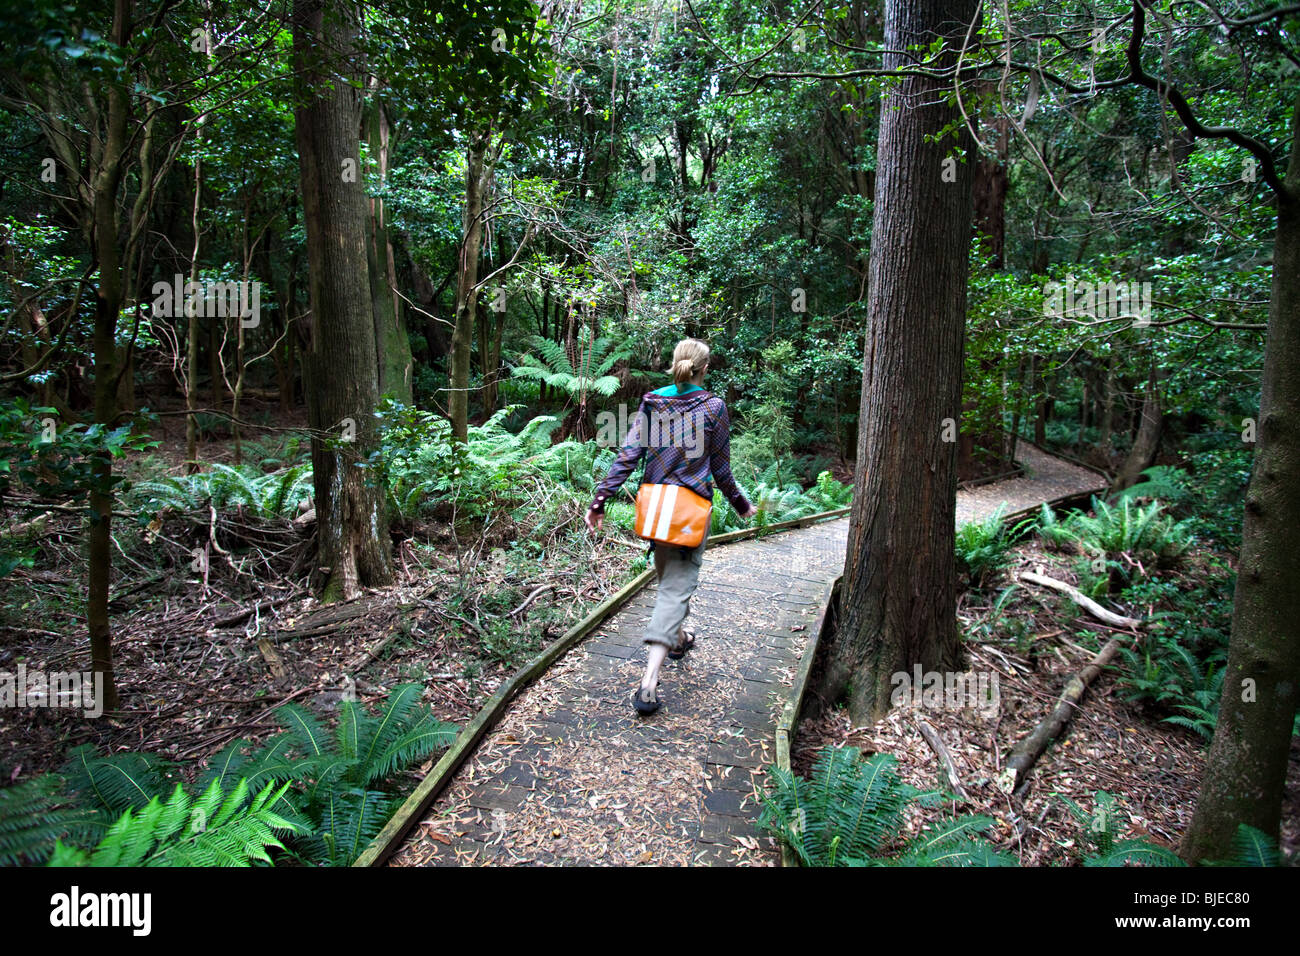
[740,503,759,520]
[584,508,604,532]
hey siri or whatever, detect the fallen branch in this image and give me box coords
[343,626,406,674]
[914,716,969,801]
[207,590,307,630]
[1017,570,1143,629]
[509,584,552,617]
[2,509,54,538]
[1000,637,1125,796]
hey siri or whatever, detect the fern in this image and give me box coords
[48,779,302,867]
[760,746,1012,866]
[1114,465,1193,507]
[130,462,313,518]
[61,745,176,817]
[245,684,458,865]
[1219,825,1279,867]
[955,503,1032,589]
[511,333,631,400]
[0,776,105,865]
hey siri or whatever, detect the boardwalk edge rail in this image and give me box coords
[353,505,852,867]
[774,573,841,868]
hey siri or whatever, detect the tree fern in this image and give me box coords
[511,333,629,400]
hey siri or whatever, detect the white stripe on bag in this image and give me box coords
[655,485,678,539]
[642,485,663,536]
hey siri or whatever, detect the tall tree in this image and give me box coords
[364,85,413,405]
[1165,56,1300,864]
[293,0,393,600]
[449,127,494,441]
[820,0,980,723]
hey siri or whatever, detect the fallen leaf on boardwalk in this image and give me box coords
[636,850,653,864]
[790,625,806,632]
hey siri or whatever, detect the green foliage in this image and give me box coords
[130,462,313,519]
[1216,825,1280,868]
[231,683,458,866]
[0,775,103,866]
[61,744,177,818]
[10,686,457,867]
[1113,465,1193,508]
[1059,791,1173,866]
[955,504,1033,589]
[510,332,630,400]
[1110,569,1234,739]
[1035,496,1193,586]
[732,341,799,481]
[809,470,853,509]
[0,398,158,510]
[1062,792,1282,867]
[48,779,302,867]
[759,746,1014,867]
[750,480,820,523]
[376,399,583,520]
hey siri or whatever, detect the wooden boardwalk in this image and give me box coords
[387,443,1104,867]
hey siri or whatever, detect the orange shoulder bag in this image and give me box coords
[634,483,712,548]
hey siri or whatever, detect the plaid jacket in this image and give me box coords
[589,389,751,516]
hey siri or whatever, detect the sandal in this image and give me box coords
[668,627,697,661]
[632,683,660,715]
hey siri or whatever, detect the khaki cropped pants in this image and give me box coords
[643,526,709,649]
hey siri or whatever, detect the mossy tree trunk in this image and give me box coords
[1180,94,1300,863]
[449,127,492,441]
[365,88,412,405]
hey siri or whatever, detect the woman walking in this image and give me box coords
[584,338,756,715]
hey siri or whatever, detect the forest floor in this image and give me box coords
[793,539,1300,865]
[0,401,644,786]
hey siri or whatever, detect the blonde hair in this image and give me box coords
[671,338,710,388]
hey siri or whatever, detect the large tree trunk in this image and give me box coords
[820,0,979,724]
[450,128,492,440]
[1181,96,1300,863]
[293,0,393,601]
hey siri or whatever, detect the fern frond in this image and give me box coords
[1225,824,1278,867]
[1084,839,1187,867]
[275,704,331,757]
[50,780,303,868]
[62,745,175,816]
[0,775,104,865]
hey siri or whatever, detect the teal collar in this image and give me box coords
[652,383,703,396]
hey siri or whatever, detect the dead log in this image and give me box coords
[1000,637,1125,795]
[1016,570,1143,629]
[914,716,969,800]
[258,638,287,679]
